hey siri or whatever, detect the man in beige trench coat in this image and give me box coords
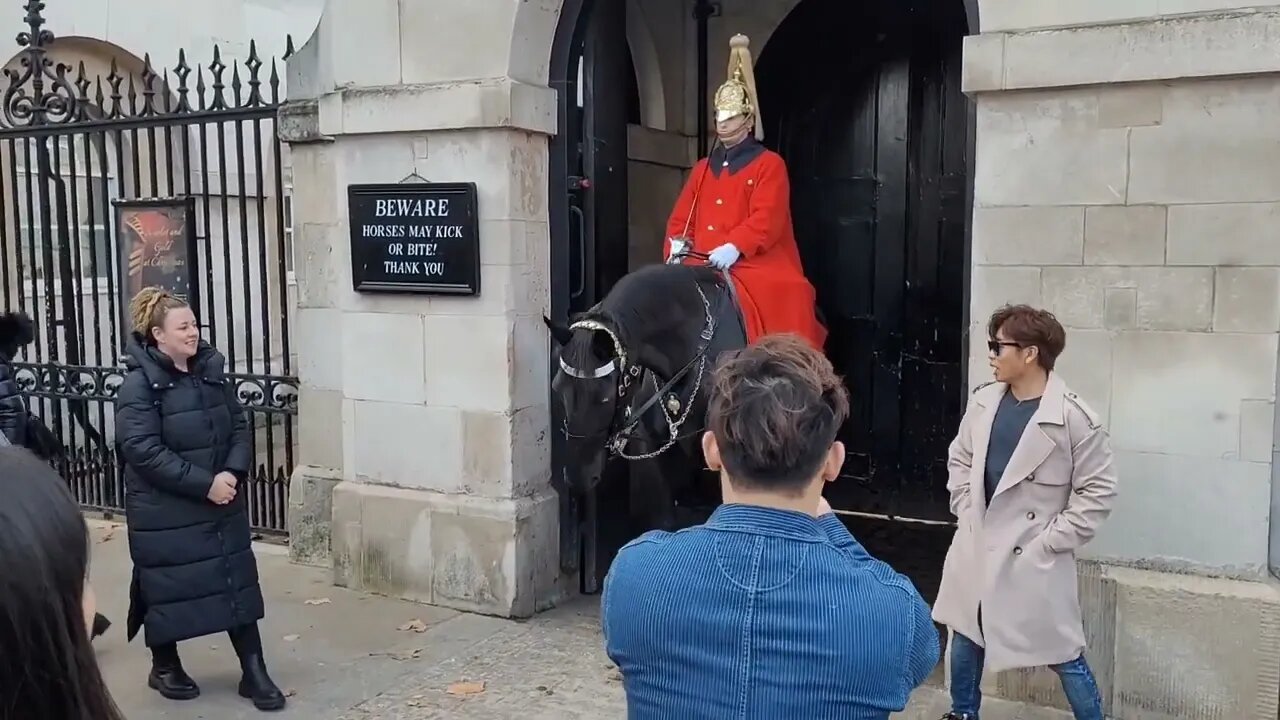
[933,305,1118,720]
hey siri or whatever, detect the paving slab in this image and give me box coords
[87,519,1067,719]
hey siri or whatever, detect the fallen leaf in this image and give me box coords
[304,598,331,606]
[392,647,423,661]
[446,680,486,696]
[282,634,300,642]
[284,688,297,698]
[397,619,428,633]
[98,528,116,543]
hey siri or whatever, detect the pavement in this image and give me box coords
[86,519,1070,720]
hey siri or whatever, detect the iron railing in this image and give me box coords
[0,1,298,535]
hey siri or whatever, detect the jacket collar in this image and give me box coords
[123,334,226,389]
[976,372,1068,427]
[705,503,827,542]
[709,137,765,177]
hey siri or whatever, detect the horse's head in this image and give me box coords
[544,315,627,493]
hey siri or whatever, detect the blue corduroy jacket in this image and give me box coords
[602,503,940,720]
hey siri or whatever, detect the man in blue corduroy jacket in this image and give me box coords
[602,334,940,720]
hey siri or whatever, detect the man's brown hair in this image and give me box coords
[987,304,1067,372]
[707,334,850,493]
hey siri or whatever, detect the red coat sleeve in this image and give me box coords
[664,159,707,260]
[727,153,791,259]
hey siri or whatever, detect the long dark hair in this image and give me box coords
[0,447,124,720]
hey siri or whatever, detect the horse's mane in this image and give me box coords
[563,263,719,369]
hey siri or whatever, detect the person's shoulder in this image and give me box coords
[116,367,154,400]
[1057,379,1104,433]
[819,544,922,603]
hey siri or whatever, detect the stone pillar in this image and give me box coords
[279,0,566,617]
[963,2,1280,716]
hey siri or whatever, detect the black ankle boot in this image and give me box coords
[91,613,111,640]
[237,654,286,711]
[147,661,200,701]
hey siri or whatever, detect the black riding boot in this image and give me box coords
[230,623,286,711]
[91,612,111,640]
[148,643,200,700]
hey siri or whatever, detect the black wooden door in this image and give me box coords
[550,0,639,595]
[759,0,970,523]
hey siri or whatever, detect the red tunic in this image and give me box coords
[664,148,827,350]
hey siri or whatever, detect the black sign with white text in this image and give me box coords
[347,183,480,295]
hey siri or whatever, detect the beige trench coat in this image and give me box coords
[932,373,1118,673]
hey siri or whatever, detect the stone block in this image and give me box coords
[975,93,1128,206]
[1083,205,1167,266]
[351,401,464,492]
[1109,566,1280,719]
[330,483,563,617]
[970,266,1043,324]
[1089,450,1271,574]
[1167,203,1280,266]
[1240,400,1276,464]
[994,562,1117,715]
[398,3,513,85]
[318,0,402,89]
[1103,287,1137,330]
[1130,127,1280,205]
[423,314,514,412]
[1214,268,1280,333]
[331,482,435,604]
[295,308,344,391]
[1110,331,1277,460]
[1096,86,1163,129]
[287,465,342,568]
[1000,11,1280,90]
[1041,267,1213,331]
[340,312,427,404]
[961,32,1005,94]
[461,410,516,499]
[294,222,344,310]
[1053,329,1114,426]
[478,219,530,266]
[979,0,1159,33]
[972,207,1084,265]
[298,386,345,471]
[511,314,550,409]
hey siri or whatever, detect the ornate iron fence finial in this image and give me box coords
[2,0,79,126]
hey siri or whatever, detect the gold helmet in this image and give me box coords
[713,34,764,141]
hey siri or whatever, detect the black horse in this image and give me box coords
[544,260,747,531]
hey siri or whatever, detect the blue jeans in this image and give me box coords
[948,632,1103,720]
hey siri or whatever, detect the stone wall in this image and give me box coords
[964,6,1280,715]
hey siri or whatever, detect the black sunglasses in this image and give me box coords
[987,340,1023,354]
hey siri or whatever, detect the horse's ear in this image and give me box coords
[542,315,573,346]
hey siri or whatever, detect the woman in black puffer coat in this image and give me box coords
[114,287,285,712]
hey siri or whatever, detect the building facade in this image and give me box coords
[11,0,1280,716]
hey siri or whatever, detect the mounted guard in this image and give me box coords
[665,34,827,351]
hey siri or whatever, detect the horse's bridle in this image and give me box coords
[558,280,721,460]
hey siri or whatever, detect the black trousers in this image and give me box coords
[151,622,262,666]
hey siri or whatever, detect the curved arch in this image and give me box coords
[624,0,665,131]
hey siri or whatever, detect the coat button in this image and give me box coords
[716,198,724,205]
[1027,473,1036,482]
[1013,546,1023,555]
[707,225,715,231]
[722,161,729,167]
[747,179,755,186]
[1026,511,1036,521]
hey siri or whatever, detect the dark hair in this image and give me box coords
[708,334,850,493]
[988,304,1067,372]
[0,447,124,720]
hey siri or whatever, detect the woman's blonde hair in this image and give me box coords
[129,287,188,344]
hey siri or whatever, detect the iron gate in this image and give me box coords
[0,2,299,535]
